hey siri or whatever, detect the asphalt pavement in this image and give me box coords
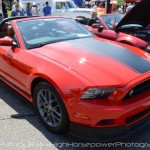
[0,81,150,150]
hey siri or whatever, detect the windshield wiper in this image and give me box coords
[27,36,92,49]
[27,42,51,49]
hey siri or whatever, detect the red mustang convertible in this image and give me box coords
[85,0,150,51]
[0,16,150,141]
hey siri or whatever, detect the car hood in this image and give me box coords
[32,37,150,86]
[116,0,150,29]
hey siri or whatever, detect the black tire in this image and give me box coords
[33,82,69,134]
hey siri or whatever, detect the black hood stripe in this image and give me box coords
[68,38,150,74]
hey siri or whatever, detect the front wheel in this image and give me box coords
[33,82,69,133]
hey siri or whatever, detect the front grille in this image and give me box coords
[123,79,150,100]
[126,108,150,124]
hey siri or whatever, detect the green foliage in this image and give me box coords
[7,10,11,17]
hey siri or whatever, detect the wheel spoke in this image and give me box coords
[46,115,51,122]
[50,114,57,126]
[53,109,61,118]
[49,93,55,104]
[53,104,59,109]
[46,90,50,102]
[51,112,60,121]
[39,92,46,103]
[43,111,47,119]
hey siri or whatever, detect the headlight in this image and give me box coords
[145,45,150,53]
[81,87,115,100]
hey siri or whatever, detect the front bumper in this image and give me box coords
[69,114,150,142]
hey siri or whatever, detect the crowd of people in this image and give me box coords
[117,2,135,14]
[1,0,51,18]
[83,1,137,14]
[1,0,138,19]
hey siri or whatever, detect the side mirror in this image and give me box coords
[98,26,104,31]
[92,24,104,32]
[92,23,101,28]
[98,25,104,32]
[0,37,17,46]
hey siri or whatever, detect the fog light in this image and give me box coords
[97,119,114,126]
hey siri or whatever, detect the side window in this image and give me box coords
[56,2,61,9]
[60,2,66,9]
[56,2,66,9]
[95,17,103,26]
[95,17,106,29]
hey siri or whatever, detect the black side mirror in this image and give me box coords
[98,26,104,32]
[92,24,104,32]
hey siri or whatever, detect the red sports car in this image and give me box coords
[0,16,150,141]
[86,0,150,52]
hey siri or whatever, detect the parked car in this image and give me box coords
[0,16,150,141]
[84,0,150,52]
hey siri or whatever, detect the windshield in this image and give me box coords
[66,1,77,8]
[17,18,93,49]
[101,14,125,29]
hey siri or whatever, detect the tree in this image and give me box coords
[6,0,13,10]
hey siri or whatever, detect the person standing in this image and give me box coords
[26,2,32,16]
[31,2,38,16]
[11,2,24,17]
[126,3,134,13]
[12,0,25,14]
[118,6,123,14]
[43,2,51,16]
[2,0,8,18]
[12,0,17,10]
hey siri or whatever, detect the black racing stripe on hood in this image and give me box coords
[68,38,150,73]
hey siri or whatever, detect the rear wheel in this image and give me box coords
[33,82,69,133]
